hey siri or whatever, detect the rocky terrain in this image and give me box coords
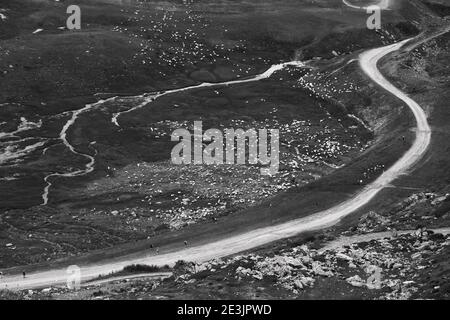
[4,226,448,300]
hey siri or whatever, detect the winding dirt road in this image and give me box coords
[0,36,433,290]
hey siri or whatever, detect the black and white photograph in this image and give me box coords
[0,0,449,305]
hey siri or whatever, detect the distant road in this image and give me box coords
[343,0,389,10]
[0,34,433,290]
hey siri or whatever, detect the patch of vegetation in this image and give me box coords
[123,264,171,273]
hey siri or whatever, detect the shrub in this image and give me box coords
[123,264,170,273]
